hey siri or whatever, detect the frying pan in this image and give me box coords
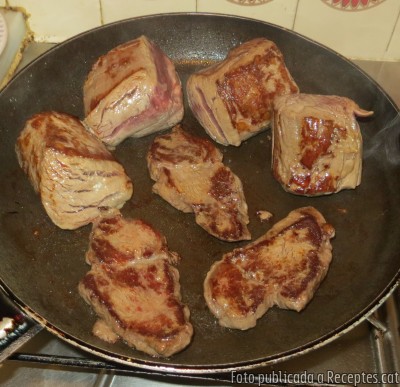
[0,13,399,374]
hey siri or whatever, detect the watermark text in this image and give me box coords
[231,370,400,385]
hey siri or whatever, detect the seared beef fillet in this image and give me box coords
[147,126,251,241]
[84,36,183,148]
[15,112,133,230]
[187,38,299,146]
[204,207,335,330]
[272,94,373,196]
[79,212,193,357]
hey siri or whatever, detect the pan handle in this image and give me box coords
[0,288,42,363]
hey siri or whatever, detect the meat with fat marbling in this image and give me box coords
[147,126,251,242]
[204,207,335,330]
[78,211,193,357]
[15,111,133,230]
[84,35,184,148]
[187,38,299,146]
[272,93,373,196]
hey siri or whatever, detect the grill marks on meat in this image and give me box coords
[78,212,193,357]
[187,38,299,146]
[272,93,373,196]
[15,112,133,229]
[84,36,184,147]
[204,207,335,330]
[147,126,251,241]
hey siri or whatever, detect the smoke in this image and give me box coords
[364,113,400,166]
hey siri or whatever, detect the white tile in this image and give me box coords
[354,60,400,105]
[0,8,30,88]
[101,0,196,25]
[294,0,400,60]
[385,14,400,60]
[8,0,101,43]
[197,0,298,29]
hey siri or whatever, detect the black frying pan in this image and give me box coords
[0,13,399,373]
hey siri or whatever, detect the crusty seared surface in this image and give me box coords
[272,93,373,196]
[204,207,335,330]
[147,126,251,241]
[187,38,299,146]
[79,211,193,357]
[15,111,133,229]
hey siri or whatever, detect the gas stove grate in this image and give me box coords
[1,289,399,386]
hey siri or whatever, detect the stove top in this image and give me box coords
[1,287,399,386]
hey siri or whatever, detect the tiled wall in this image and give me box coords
[3,0,400,60]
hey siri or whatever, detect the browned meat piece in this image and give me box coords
[204,207,335,330]
[78,211,193,357]
[272,93,373,196]
[187,38,299,146]
[15,112,133,230]
[92,319,119,344]
[83,35,183,148]
[147,126,251,241]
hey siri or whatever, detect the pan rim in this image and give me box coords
[1,277,399,373]
[1,12,400,374]
[3,12,400,113]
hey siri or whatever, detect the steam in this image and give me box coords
[364,113,400,165]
